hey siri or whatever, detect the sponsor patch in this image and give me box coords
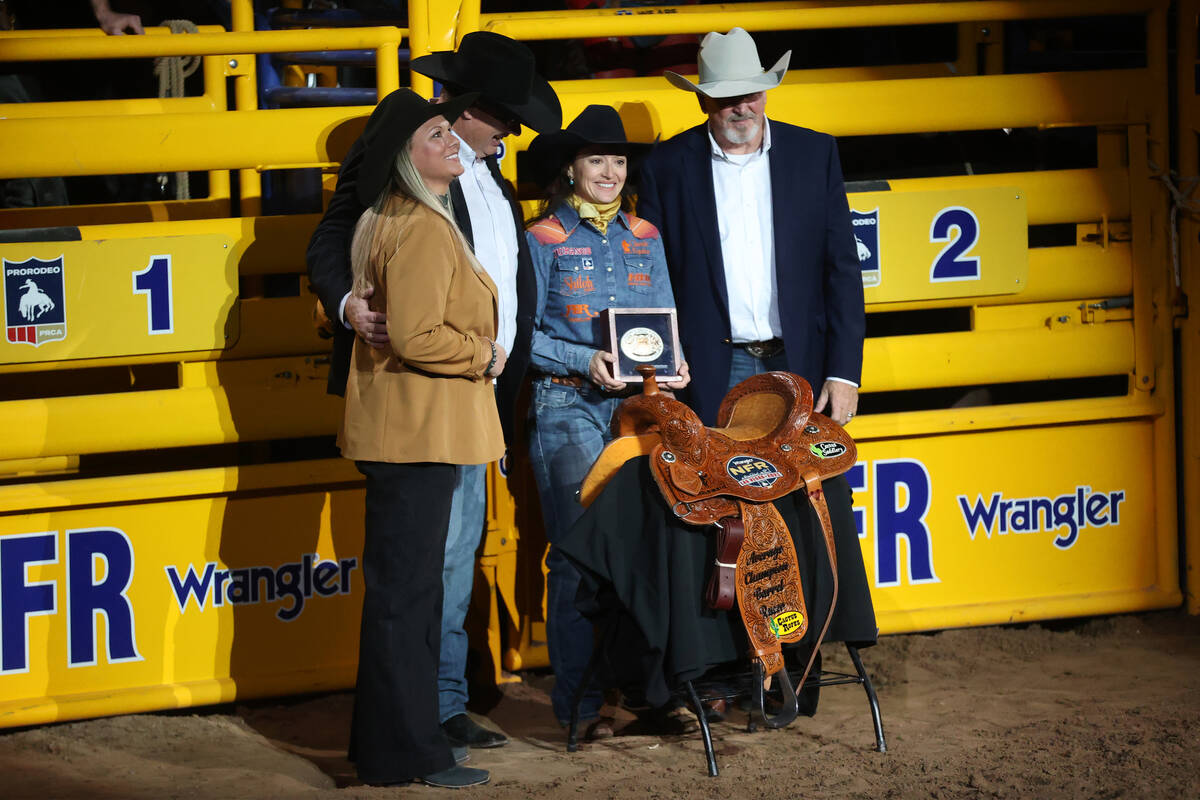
[769,610,804,638]
[4,256,67,347]
[621,239,651,256]
[562,274,595,294]
[850,207,881,288]
[564,303,600,322]
[810,441,847,459]
[553,246,592,256]
[726,455,783,488]
[958,485,1126,550]
[627,272,652,288]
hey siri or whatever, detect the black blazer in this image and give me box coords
[305,143,535,444]
[637,120,866,425]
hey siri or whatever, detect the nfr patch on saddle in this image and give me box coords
[581,368,856,726]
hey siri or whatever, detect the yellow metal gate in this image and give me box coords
[0,0,1188,728]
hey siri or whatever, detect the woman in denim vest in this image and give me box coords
[525,105,691,737]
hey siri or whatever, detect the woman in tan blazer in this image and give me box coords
[337,89,504,789]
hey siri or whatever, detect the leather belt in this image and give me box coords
[547,375,639,397]
[732,338,784,359]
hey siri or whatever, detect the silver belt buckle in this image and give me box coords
[745,340,780,359]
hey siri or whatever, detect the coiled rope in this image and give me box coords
[154,19,200,200]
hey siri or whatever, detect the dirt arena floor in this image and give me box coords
[3,610,1198,800]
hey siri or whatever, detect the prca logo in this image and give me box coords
[4,256,67,347]
[850,208,881,288]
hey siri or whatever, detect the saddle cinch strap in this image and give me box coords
[581,368,855,727]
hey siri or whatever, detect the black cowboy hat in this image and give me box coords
[525,104,653,187]
[410,31,562,134]
[356,88,479,206]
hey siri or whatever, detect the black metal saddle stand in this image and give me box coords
[566,635,887,778]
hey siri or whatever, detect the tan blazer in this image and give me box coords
[339,196,505,466]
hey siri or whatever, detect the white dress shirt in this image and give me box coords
[454,133,519,357]
[708,121,856,387]
[709,122,780,344]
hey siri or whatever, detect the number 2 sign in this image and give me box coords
[929,206,982,282]
[849,186,1027,304]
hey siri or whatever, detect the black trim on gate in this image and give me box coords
[845,180,892,193]
[0,227,84,244]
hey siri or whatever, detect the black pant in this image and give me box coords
[350,460,456,784]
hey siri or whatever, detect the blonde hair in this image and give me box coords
[350,136,483,299]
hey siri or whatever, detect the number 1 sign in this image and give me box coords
[0,235,238,365]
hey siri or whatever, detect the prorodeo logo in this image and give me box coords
[850,207,881,287]
[957,486,1126,550]
[769,610,804,638]
[4,256,67,347]
[810,441,847,459]
[165,554,358,622]
[727,456,783,488]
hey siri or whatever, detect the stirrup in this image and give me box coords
[752,661,800,729]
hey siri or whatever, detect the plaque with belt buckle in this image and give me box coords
[599,307,682,382]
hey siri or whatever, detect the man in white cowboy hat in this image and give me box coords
[637,28,867,685]
[639,27,864,429]
[306,31,562,754]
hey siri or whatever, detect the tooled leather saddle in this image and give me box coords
[580,366,856,726]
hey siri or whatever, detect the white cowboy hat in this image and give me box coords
[664,28,791,98]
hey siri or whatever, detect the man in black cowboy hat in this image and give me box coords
[305,30,561,752]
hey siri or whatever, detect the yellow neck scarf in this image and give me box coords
[568,194,622,235]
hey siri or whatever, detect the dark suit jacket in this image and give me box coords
[305,141,535,444]
[637,120,866,425]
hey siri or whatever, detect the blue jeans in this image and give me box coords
[528,378,624,724]
[727,346,789,390]
[438,462,487,723]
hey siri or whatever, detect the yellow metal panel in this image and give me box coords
[0,96,218,119]
[0,459,359,515]
[0,199,235,230]
[480,1,1166,40]
[883,169,1130,226]
[862,321,1132,392]
[848,393,1159,443]
[0,27,408,61]
[853,419,1179,634]
[538,71,1150,147]
[3,71,1149,182]
[0,356,342,461]
[63,215,318,276]
[1178,0,1200,614]
[0,486,365,728]
[851,186,1027,303]
[0,25,227,38]
[0,107,372,179]
[871,244,1132,313]
[1,236,237,365]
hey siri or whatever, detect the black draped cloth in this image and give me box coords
[559,457,877,710]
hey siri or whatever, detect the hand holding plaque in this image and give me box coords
[599,307,682,382]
